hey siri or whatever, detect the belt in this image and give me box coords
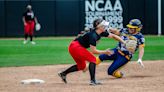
[118,50,130,60]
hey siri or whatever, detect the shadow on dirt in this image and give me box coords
[125,75,154,79]
[98,75,154,81]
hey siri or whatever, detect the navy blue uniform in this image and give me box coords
[98,28,145,77]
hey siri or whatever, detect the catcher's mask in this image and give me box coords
[93,18,109,29]
[126,19,143,31]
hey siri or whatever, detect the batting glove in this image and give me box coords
[137,59,144,68]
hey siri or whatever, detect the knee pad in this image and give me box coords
[96,57,102,65]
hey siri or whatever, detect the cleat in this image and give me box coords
[120,72,124,77]
[58,72,67,84]
[89,80,102,86]
[23,40,28,44]
[113,71,124,78]
[31,41,36,45]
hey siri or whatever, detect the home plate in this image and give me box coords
[21,79,45,84]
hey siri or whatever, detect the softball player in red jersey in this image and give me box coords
[22,5,38,44]
[58,18,125,85]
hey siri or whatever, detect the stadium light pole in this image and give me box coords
[158,0,161,36]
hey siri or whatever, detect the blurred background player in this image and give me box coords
[22,5,38,44]
[96,19,145,78]
[58,18,125,85]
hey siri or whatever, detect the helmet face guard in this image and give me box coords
[126,19,142,31]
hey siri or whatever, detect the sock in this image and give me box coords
[89,62,96,81]
[63,65,78,75]
[96,57,102,65]
[30,35,33,41]
[25,34,28,40]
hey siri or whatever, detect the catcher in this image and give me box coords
[96,19,145,78]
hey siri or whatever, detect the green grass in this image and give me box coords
[0,36,164,67]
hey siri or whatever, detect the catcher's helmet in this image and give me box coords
[126,19,143,31]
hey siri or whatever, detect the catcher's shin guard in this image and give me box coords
[113,71,124,78]
[96,57,102,65]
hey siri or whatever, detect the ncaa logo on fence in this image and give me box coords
[85,0,123,29]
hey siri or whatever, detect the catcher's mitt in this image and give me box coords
[125,40,137,53]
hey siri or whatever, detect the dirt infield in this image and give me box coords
[0,61,164,92]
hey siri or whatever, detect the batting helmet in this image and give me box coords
[126,19,143,31]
